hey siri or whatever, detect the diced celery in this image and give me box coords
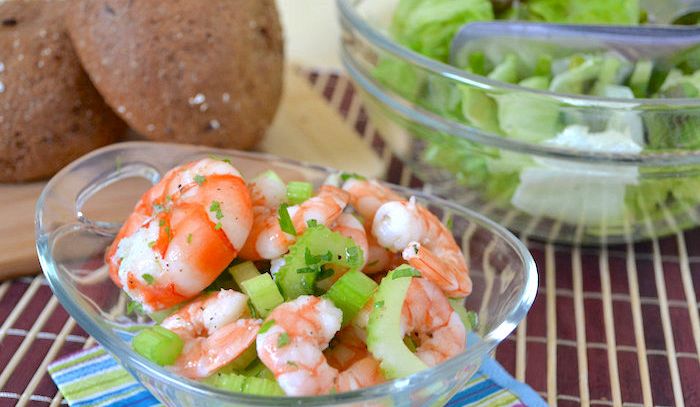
[324,270,378,326]
[132,326,183,366]
[240,274,284,317]
[286,181,313,205]
[275,224,364,300]
[448,298,477,331]
[367,266,427,379]
[243,359,276,380]
[229,261,260,288]
[205,373,284,396]
[217,343,258,373]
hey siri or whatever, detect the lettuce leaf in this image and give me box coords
[390,0,494,62]
[526,0,640,25]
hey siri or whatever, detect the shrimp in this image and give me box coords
[161,290,261,379]
[105,158,254,312]
[256,296,342,396]
[342,179,402,274]
[240,185,350,260]
[401,278,466,366]
[238,172,288,260]
[325,326,371,371]
[373,198,472,297]
[337,357,385,392]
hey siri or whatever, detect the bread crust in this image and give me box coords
[0,0,125,182]
[66,0,284,149]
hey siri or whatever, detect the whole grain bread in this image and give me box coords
[0,0,126,182]
[67,0,284,149]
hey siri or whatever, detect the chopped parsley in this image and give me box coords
[316,265,335,281]
[214,222,222,230]
[187,233,193,244]
[153,204,165,213]
[159,219,165,227]
[142,274,154,284]
[193,174,206,185]
[374,300,384,309]
[306,219,319,228]
[339,172,366,182]
[209,200,224,219]
[147,241,156,248]
[259,319,275,334]
[278,203,297,236]
[126,300,144,315]
[277,332,290,347]
[445,214,454,232]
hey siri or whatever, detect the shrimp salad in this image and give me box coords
[107,158,476,397]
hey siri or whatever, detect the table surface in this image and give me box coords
[1,71,699,407]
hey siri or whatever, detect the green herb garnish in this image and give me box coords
[194,175,206,186]
[259,319,275,334]
[277,332,290,347]
[278,203,297,236]
[143,274,155,285]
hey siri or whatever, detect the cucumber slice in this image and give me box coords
[367,266,427,379]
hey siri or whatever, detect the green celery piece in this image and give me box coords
[629,60,654,98]
[132,326,183,366]
[390,0,494,62]
[204,372,284,396]
[533,55,553,77]
[550,55,602,94]
[367,266,428,378]
[487,54,520,84]
[240,274,284,318]
[275,224,363,300]
[448,298,478,331]
[324,270,378,326]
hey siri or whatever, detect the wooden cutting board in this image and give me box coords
[0,67,384,280]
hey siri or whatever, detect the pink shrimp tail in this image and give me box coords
[403,243,472,297]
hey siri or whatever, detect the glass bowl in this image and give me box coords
[338,0,700,245]
[36,142,537,407]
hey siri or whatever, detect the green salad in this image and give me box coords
[374,0,700,232]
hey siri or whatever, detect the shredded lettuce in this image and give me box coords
[390,0,494,62]
[525,0,640,24]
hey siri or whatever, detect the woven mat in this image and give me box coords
[0,71,699,407]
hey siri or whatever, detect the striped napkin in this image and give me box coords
[48,346,546,407]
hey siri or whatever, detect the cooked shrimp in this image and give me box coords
[105,158,254,312]
[325,326,371,371]
[342,179,403,221]
[337,356,385,392]
[402,278,466,366]
[256,296,342,396]
[342,179,403,274]
[240,185,349,260]
[239,172,289,260]
[373,198,472,297]
[161,290,261,379]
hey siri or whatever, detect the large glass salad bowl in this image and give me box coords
[339,0,700,244]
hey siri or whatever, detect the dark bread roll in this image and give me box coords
[66,0,284,149]
[0,0,125,182]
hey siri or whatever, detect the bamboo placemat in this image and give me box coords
[0,71,699,407]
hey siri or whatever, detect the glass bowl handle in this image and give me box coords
[75,163,161,236]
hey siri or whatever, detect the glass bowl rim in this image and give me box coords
[336,0,700,106]
[36,142,538,405]
[337,0,700,166]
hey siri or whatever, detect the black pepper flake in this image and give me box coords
[104,4,115,15]
[2,18,17,27]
